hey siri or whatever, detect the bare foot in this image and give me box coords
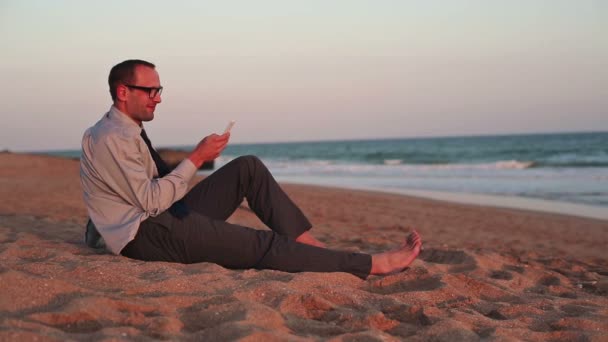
[295,231,326,248]
[370,230,422,275]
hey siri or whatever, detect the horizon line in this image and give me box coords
[14,129,608,154]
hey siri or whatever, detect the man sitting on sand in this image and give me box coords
[80,59,422,279]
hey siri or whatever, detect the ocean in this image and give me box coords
[44,132,608,218]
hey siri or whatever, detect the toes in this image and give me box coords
[407,235,414,245]
[407,232,421,244]
[407,231,419,242]
[403,231,422,251]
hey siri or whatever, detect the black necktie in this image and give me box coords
[140,129,190,219]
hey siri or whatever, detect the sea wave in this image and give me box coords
[218,156,535,172]
[392,160,535,171]
[383,159,403,165]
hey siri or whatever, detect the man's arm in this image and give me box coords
[93,132,197,216]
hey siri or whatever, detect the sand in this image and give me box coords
[1,151,607,341]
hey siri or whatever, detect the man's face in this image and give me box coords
[122,66,162,125]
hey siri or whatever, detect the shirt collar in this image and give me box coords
[108,105,143,133]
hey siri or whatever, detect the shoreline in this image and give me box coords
[273,177,608,221]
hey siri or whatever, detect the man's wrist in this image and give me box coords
[188,153,205,168]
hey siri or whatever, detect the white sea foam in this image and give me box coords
[262,159,535,172]
[215,157,537,176]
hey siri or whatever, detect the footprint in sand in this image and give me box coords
[489,270,513,280]
[180,296,247,334]
[525,275,571,297]
[419,249,477,273]
[503,264,525,274]
[138,269,170,282]
[560,303,598,317]
[379,299,432,326]
[419,249,471,264]
[17,249,56,262]
[41,312,103,334]
[473,302,509,320]
[366,275,445,295]
[537,275,561,286]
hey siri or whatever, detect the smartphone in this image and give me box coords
[224,120,236,134]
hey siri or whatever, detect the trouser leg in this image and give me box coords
[122,211,371,279]
[121,155,372,277]
[182,155,312,238]
[254,232,372,279]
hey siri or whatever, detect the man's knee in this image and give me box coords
[235,155,266,172]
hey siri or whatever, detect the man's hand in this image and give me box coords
[188,132,230,168]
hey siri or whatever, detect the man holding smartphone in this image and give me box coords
[80,59,422,279]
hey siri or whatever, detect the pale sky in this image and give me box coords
[1,0,606,151]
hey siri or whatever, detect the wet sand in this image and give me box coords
[1,151,607,341]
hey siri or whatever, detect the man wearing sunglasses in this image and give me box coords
[80,59,422,279]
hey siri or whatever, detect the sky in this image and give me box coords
[1,0,606,151]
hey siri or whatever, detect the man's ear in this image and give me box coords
[116,84,128,102]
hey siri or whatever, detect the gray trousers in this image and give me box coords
[121,155,372,279]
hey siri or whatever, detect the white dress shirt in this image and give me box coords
[80,106,197,254]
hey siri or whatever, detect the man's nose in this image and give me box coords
[153,93,162,103]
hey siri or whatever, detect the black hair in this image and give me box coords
[108,59,156,101]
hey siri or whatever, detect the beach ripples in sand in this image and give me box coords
[1,153,607,341]
[1,215,607,341]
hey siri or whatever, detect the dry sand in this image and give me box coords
[1,151,607,341]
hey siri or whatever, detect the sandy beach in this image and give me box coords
[1,151,607,341]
